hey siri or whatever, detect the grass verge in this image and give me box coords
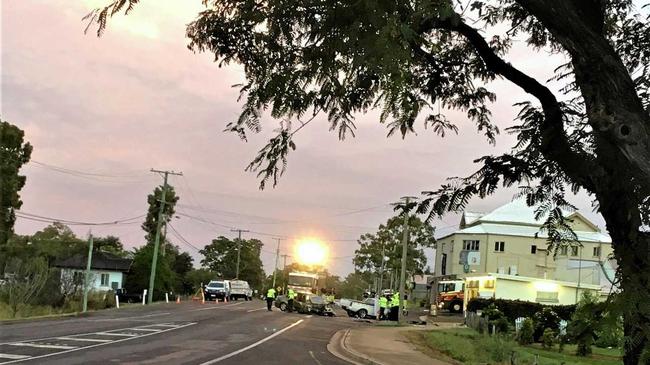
[409,328,621,365]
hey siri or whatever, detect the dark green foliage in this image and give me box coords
[481,304,509,334]
[569,292,606,357]
[200,236,265,290]
[0,120,32,247]
[533,307,560,341]
[124,244,175,301]
[467,298,575,322]
[518,318,535,346]
[142,185,178,244]
[0,257,49,317]
[93,235,126,257]
[353,214,435,282]
[185,269,217,294]
[542,328,555,349]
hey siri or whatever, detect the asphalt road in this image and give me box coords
[0,299,360,365]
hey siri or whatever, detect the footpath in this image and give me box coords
[328,318,460,365]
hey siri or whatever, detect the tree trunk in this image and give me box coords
[600,199,650,365]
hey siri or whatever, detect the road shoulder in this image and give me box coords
[328,323,456,365]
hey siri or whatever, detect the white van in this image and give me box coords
[229,280,253,301]
[204,280,231,301]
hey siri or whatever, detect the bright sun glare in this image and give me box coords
[295,239,328,266]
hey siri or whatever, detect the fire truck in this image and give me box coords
[435,280,465,313]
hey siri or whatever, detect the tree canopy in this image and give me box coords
[354,214,435,288]
[142,184,178,244]
[0,119,32,246]
[199,236,265,290]
[92,0,650,362]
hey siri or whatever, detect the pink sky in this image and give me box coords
[1,0,605,276]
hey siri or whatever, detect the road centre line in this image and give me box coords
[190,302,246,312]
[199,319,305,365]
[8,343,76,350]
[0,322,197,365]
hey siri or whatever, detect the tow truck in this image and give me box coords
[436,280,465,313]
[275,271,334,316]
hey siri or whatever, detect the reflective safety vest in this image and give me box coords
[287,289,296,300]
[391,294,400,307]
[267,288,276,298]
[379,297,388,309]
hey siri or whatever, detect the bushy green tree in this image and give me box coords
[0,257,49,317]
[142,185,178,244]
[569,291,605,357]
[542,328,555,349]
[533,307,560,342]
[185,268,217,294]
[354,214,435,286]
[200,236,265,290]
[518,318,535,346]
[124,244,175,301]
[94,1,650,361]
[0,120,32,247]
[93,235,126,256]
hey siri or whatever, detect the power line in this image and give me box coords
[15,211,145,226]
[167,223,202,252]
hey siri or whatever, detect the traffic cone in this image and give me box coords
[176,296,180,304]
[224,296,228,303]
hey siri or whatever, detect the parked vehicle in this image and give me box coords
[229,280,252,301]
[342,297,378,319]
[115,288,142,304]
[204,280,231,301]
[436,280,464,313]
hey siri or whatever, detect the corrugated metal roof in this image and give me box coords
[55,251,132,272]
[472,198,573,226]
[456,223,611,243]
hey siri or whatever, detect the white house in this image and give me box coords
[55,251,132,291]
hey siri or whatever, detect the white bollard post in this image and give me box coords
[115,295,120,309]
[165,292,169,303]
[142,289,147,305]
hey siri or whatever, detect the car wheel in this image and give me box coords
[279,302,287,311]
[451,302,462,313]
[357,309,368,319]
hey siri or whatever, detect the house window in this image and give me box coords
[593,247,601,257]
[484,280,495,289]
[559,246,568,256]
[111,282,119,290]
[571,246,579,257]
[463,240,480,251]
[100,273,110,286]
[531,245,537,254]
[441,253,447,276]
[494,241,505,252]
[536,291,559,303]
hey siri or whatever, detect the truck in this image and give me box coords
[436,280,465,313]
[275,271,334,315]
[229,280,253,301]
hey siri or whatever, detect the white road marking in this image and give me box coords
[190,302,246,312]
[144,323,179,328]
[8,343,77,350]
[246,307,267,313]
[90,312,170,322]
[124,328,160,332]
[0,355,30,360]
[309,350,323,365]
[199,319,305,365]
[93,332,138,337]
[0,322,196,365]
[55,337,112,343]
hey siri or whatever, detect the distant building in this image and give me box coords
[55,251,132,291]
[433,199,616,296]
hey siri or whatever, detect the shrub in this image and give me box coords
[481,304,510,334]
[568,292,603,357]
[467,298,575,322]
[542,328,555,349]
[518,318,535,345]
[533,307,560,341]
[558,334,567,353]
[595,315,623,348]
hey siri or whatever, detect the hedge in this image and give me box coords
[466,298,575,321]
